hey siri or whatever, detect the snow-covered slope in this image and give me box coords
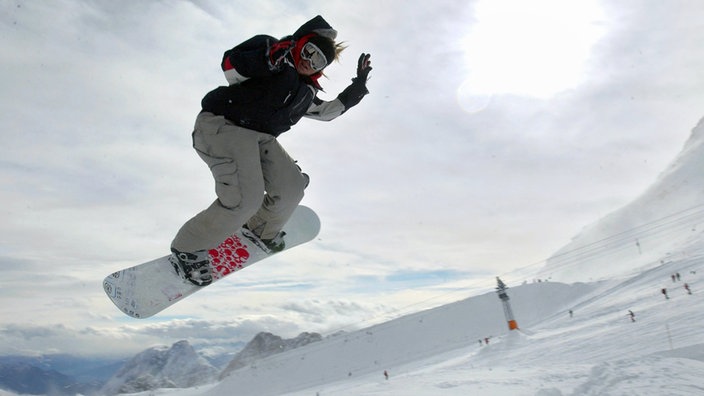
[538,116,704,282]
[203,281,595,395]
[292,250,704,395]
[146,250,703,395]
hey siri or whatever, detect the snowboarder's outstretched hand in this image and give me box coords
[336,53,372,110]
[356,53,372,82]
[267,39,295,71]
[351,53,372,94]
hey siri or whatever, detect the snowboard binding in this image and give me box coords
[242,226,287,254]
[169,248,213,286]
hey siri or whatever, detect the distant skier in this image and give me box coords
[169,15,372,286]
[628,310,635,322]
[684,283,692,295]
[661,288,669,299]
[569,309,573,318]
[384,370,389,380]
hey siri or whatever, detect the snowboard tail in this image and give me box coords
[103,206,320,318]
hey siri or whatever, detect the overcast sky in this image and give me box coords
[2,0,704,358]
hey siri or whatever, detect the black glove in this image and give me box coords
[356,53,372,82]
[267,39,295,71]
[337,53,372,110]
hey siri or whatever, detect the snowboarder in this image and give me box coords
[169,16,372,286]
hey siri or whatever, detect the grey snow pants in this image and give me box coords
[170,112,307,252]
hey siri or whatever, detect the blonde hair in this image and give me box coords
[332,41,347,62]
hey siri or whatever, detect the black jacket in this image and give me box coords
[201,16,367,137]
[201,34,317,136]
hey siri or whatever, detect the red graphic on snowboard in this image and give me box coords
[208,235,250,279]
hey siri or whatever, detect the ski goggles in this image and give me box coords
[300,41,328,72]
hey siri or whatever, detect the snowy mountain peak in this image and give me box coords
[219,332,322,379]
[687,116,704,143]
[100,340,217,395]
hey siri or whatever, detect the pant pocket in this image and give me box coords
[209,160,241,209]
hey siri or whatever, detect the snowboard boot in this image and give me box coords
[263,231,286,253]
[242,226,286,254]
[169,248,212,286]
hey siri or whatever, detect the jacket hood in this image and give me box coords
[292,15,337,41]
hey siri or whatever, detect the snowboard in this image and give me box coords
[103,206,320,319]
